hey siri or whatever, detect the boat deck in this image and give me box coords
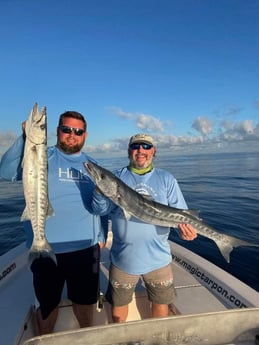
[1,234,258,345]
[12,241,228,345]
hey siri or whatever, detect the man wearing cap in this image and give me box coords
[92,133,197,322]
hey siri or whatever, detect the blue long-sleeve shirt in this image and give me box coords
[91,166,188,275]
[0,135,108,253]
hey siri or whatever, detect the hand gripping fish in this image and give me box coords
[21,103,56,265]
[84,161,259,263]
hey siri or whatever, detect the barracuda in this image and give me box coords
[21,103,55,264]
[84,160,259,263]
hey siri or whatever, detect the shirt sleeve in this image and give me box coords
[0,135,25,181]
[98,215,110,243]
[91,189,115,215]
[168,177,188,209]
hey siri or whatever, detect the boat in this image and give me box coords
[1,231,259,345]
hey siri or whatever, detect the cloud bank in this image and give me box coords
[1,107,259,158]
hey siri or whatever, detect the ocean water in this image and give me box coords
[0,151,259,291]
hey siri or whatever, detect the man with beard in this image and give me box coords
[0,111,108,334]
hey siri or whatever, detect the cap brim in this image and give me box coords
[131,140,153,145]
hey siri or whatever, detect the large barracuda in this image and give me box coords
[84,160,259,263]
[21,103,55,264]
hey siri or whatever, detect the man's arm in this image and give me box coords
[0,135,25,181]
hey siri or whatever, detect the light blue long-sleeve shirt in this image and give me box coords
[91,166,188,275]
[0,135,108,253]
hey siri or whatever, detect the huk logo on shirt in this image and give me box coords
[58,168,87,182]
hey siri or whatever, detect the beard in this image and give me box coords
[57,139,84,154]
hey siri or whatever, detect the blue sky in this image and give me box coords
[0,0,259,158]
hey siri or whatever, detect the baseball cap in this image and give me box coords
[129,133,154,146]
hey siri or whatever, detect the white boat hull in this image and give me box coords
[23,307,259,345]
[1,232,258,345]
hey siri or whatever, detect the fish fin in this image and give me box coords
[21,207,30,221]
[47,201,55,217]
[123,209,132,220]
[182,209,201,220]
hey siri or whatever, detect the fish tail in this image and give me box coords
[215,241,233,263]
[215,237,259,263]
[28,248,57,266]
[232,239,259,254]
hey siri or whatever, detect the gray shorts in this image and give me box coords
[106,263,175,307]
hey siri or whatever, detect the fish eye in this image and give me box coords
[40,124,46,130]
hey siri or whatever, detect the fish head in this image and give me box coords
[25,103,47,145]
[84,161,119,198]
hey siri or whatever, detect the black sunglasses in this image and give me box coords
[59,125,85,136]
[129,143,153,150]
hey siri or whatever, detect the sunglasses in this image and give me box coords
[129,143,153,150]
[59,125,85,136]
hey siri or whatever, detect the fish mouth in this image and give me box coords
[85,162,92,171]
[84,161,110,186]
[84,162,98,179]
[32,112,46,132]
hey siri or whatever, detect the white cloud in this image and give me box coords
[108,106,168,133]
[1,110,259,159]
[136,113,164,132]
[234,120,254,135]
[221,120,234,130]
[107,106,134,120]
[220,120,258,142]
[84,112,259,156]
[192,117,213,136]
